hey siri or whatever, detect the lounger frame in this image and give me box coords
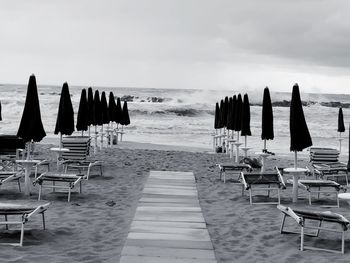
[0,203,49,246]
[216,163,252,184]
[278,205,349,254]
[241,172,286,205]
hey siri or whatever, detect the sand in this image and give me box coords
[0,141,349,262]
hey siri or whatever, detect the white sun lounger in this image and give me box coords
[296,179,345,207]
[0,200,50,246]
[278,205,350,254]
[241,172,286,205]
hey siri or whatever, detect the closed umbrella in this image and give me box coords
[108,92,117,145]
[0,100,2,121]
[17,74,46,150]
[241,93,252,150]
[92,90,102,153]
[87,87,94,137]
[54,82,74,148]
[100,91,109,149]
[120,101,130,142]
[226,97,233,133]
[214,102,220,130]
[76,89,89,135]
[223,96,229,129]
[231,95,237,136]
[218,99,225,146]
[338,107,345,152]
[115,97,123,126]
[17,74,46,195]
[261,87,274,151]
[234,94,243,141]
[290,83,312,168]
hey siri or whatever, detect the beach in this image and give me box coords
[0,141,349,263]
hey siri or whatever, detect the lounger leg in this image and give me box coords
[219,170,222,181]
[280,214,286,234]
[346,173,349,187]
[100,165,103,176]
[241,185,244,196]
[277,188,280,204]
[249,189,253,205]
[19,223,24,246]
[315,221,322,237]
[342,231,345,254]
[337,192,340,208]
[317,187,320,200]
[79,181,82,193]
[223,172,226,184]
[42,213,46,230]
[300,226,304,251]
[68,186,71,202]
[309,192,312,206]
[52,181,55,192]
[4,215,8,230]
[18,180,21,192]
[267,184,270,197]
[38,185,42,201]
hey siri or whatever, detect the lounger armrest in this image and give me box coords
[33,171,48,185]
[277,205,302,225]
[24,203,50,222]
[1,171,24,184]
[240,172,249,190]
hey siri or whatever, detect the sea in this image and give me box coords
[1,84,350,156]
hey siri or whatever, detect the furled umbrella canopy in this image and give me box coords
[214,102,221,129]
[100,91,110,125]
[223,96,229,128]
[226,97,233,130]
[54,82,74,136]
[17,74,46,142]
[115,97,123,125]
[219,99,225,129]
[121,101,130,126]
[338,107,345,133]
[234,94,243,132]
[93,90,103,126]
[261,87,274,141]
[290,83,312,152]
[76,89,89,132]
[231,95,237,131]
[108,92,117,124]
[87,87,94,126]
[241,94,252,136]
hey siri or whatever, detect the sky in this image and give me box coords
[1,0,350,93]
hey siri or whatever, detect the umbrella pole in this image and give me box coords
[100,125,104,150]
[59,133,62,149]
[263,139,266,152]
[294,151,297,169]
[94,126,98,154]
[245,135,247,148]
[26,142,31,160]
[121,125,124,142]
[81,131,84,136]
[88,126,91,138]
[339,132,342,153]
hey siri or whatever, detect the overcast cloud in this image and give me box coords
[0,0,350,93]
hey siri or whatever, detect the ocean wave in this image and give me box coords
[131,108,213,117]
[251,100,350,108]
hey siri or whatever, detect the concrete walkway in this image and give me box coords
[120,170,217,263]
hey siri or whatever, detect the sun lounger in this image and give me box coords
[0,200,50,246]
[60,136,103,176]
[277,205,350,254]
[34,172,85,202]
[33,161,97,202]
[216,163,252,183]
[308,147,349,185]
[296,179,345,207]
[0,135,25,159]
[241,172,286,205]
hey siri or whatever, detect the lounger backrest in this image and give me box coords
[61,136,90,161]
[0,135,25,156]
[309,147,339,163]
